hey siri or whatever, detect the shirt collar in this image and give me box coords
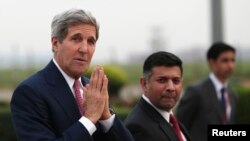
[142,94,172,123]
[53,58,83,93]
[209,72,228,92]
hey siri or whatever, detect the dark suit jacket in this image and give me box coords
[11,60,133,141]
[176,78,238,141]
[124,98,192,141]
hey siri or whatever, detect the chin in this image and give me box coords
[159,105,172,111]
[70,70,84,78]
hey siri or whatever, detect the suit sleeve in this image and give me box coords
[94,117,134,141]
[126,123,155,141]
[176,86,201,130]
[11,84,93,141]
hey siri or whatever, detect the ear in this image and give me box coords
[208,59,214,69]
[140,77,148,92]
[51,37,59,52]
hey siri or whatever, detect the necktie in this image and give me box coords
[170,114,184,141]
[220,87,227,123]
[73,79,84,116]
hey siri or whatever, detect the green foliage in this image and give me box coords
[85,65,129,97]
[234,61,250,78]
[234,86,250,123]
[120,64,142,84]
[0,68,38,89]
[0,102,17,141]
[182,62,209,87]
[113,106,132,121]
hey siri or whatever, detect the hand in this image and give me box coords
[83,66,107,123]
[100,75,112,120]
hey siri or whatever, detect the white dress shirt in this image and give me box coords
[209,73,231,120]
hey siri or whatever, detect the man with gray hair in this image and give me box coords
[11,9,134,141]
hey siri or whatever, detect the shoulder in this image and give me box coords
[11,65,52,101]
[125,101,149,125]
[16,70,43,90]
[125,103,142,123]
[125,105,156,140]
[125,98,160,130]
[181,79,211,101]
[186,78,211,92]
[16,61,55,89]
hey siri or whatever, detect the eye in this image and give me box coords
[221,58,229,63]
[71,35,82,42]
[221,57,235,63]
[87,38,96,46]
[157,78,166,83]
[172,78,182,85]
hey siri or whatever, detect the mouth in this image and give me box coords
[161,96,174,100]
[74,57,87,64]
[161,93,175,100]
[160,97,175,105]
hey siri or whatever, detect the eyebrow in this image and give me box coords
[89,36,96,42]
[71,33,96,40]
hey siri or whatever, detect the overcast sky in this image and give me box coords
[0,0,250,66]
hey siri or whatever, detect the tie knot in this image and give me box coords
[221,87,226,95]
[73,79,81,90]
[170,114,178,124]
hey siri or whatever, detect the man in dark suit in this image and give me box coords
[125,51,192,141]
[176,42,238,141]
[10,9,134,141]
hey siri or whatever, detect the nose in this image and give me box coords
[165,80,175,92]
[229,61,235,70]
[78,41,88,53]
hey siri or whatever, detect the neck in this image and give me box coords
[215,74,227,85]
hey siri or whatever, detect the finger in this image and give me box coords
[89,66,99,90]
[89,68,95,89]
[96,66,104,90]
[101,75,108,93]
[83,84,88,99]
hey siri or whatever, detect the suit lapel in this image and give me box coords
[206,79,225,123]
[139,98,179,141]
[44,60,81,122]
[179,122,192,141]
[158,121,179,141]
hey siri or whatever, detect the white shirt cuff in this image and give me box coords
[98,114,115,133]
[79,116,97,135]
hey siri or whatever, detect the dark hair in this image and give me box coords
[207,42,236,60]
[143,51,183,79]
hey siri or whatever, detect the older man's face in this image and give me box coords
[52,24,97,79]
